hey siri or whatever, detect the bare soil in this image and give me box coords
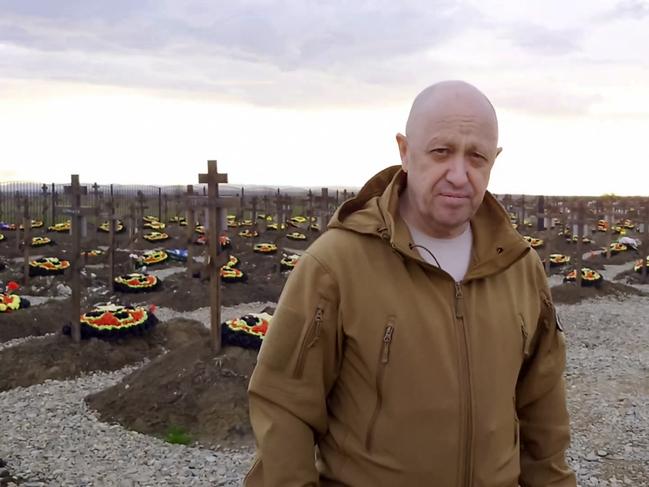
[86,339,257,449]
[0,299,68,342]
[0,318,208,391]
[551,280,646,305]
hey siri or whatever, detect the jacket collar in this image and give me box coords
[329,165,530,280]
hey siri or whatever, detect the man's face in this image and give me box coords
[397,98,501,238]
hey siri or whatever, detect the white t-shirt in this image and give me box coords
[400,208,473,282]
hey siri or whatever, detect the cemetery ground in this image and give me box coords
[1,209,649,485]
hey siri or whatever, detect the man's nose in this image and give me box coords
[445,155,469,187]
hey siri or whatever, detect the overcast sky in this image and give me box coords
[1,0,648,195]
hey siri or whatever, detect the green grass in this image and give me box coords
[164,425,192,445]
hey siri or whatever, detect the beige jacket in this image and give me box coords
[246,166,575,486]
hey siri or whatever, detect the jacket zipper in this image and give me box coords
[292,305,324,379]
[455,282,473,487]
[365,321,394,451]
[520,314,529,360]
[513,396,520,446]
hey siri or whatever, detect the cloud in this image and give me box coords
[506,23,582,56]
[0,0,645,119]
[607,0,649,19]
[0,1,480,67]
[0,0,488,107]
[0,0,156,22]
[495,89,602,117]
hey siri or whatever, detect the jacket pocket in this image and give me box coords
[365,318,395,451]
[292,304,325,379]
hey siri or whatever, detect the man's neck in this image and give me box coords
[399,190,469,239]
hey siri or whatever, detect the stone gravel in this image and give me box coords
[154,301,276,327]
[2,294,648,485]
[560,295,649,486]
[0,366,254,486]
[0,333,55,353]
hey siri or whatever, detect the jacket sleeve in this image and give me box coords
[516,289,576,487]
[244,252,342,487]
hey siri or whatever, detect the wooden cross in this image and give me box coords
[13,192,21,254]
[315,188,330,230]
[136,190,148,224]
[184,184,197,278]
[174,191,182,218]
[100,186,119,287]
[606,197,615,259]
[197,160,238,353]
[307,189,314,224]
[40,184,49,226]
[157,187,163,221]
[536,195,545,232]
[50,183,57,225]
[574,199,585,289]
[275,188,283,224]
[251,196,258,222]
[238,187,245,220]
[90,183,102,245]
[21,196,31,286]
[63,175,90,344]
[263,194,270,217]
[642,199,649,283]
[536,196,556,276]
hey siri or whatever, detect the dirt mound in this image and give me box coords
[613,267,649,284]
[136,251,287,311]
[551,279,646,305]
[586,249,641,267]
[0,318,208,391]
[86,340,257,449]
[0,299,68,342]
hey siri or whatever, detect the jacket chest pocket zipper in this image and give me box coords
[292,305,324,379]
[519,314,529,360]
[365,321,395,451]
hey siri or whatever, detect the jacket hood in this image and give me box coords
[328,165,530,280]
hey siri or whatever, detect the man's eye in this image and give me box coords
[472,152,487,161]
[431,148,449,155]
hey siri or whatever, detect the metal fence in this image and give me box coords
[0,182,193,226]
[0,181,355,226]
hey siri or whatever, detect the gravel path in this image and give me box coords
[0,333,55,353]
[560,296,649,485]
[154,301,276,326]
[15,295,67,307]
[2,296,648,485]
[0,366,254,486]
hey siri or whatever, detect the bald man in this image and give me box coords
[246,81,576,486]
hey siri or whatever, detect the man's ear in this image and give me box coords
[396,133,409,172]
[495,147,503,159]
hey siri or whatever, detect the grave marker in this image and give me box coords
[63,175,89,343]
[198,160,238,353]
[21,197,30,286]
